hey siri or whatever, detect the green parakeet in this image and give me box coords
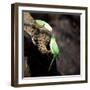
[35,19,59,71]
[49,34,59,71]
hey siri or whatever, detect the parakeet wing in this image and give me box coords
[50,35,59,57]
[48,35,59,71]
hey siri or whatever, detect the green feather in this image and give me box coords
[49,35,59,71]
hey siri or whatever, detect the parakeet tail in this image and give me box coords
[48,56,55,71]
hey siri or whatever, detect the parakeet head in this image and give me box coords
[35,19,52,32]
